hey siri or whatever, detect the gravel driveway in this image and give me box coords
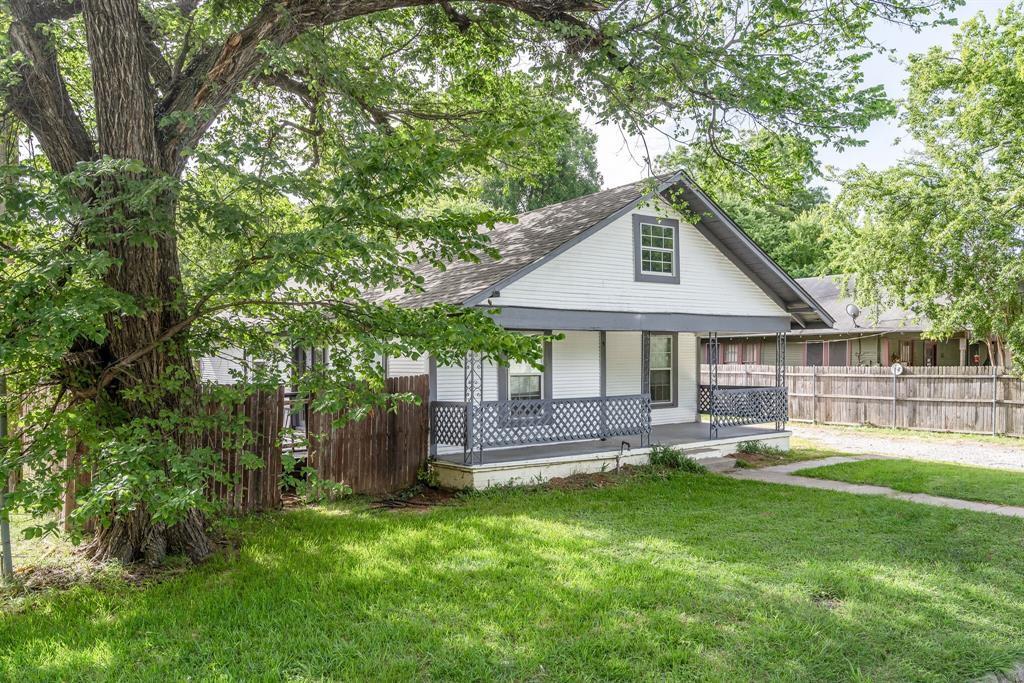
[791,424,1024,471]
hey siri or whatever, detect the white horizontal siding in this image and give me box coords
[495,197,784,318]
[434,361,498,402]
[606,332,641,395]
[199,348,245,385]
[552,330,600,399]
[388,355,428,377]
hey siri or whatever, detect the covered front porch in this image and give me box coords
[432,419,790,489]
[429,329,791,489]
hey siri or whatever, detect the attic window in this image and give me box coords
[633,214,681,284]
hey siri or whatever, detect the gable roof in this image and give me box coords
[793,275,926,335]
[375,172,834,329]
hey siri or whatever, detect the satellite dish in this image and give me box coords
[846,303,861,319]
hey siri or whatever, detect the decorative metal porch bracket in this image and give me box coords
[464,350,485,464]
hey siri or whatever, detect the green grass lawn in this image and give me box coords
[4,471,1024,682]
[801,458,1024,508]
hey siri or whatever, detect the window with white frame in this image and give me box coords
[633,215,680,284]
[649,334,674,404]
[639,223,676,275]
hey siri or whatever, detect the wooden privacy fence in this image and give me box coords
[701,364,1024,437]
[202,387,286,514]
[60,375,430,524]
[306,374,430,495]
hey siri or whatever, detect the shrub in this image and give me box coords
[736,440,786,457]
[648,444,707,474]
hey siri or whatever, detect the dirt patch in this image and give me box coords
[732,452,788,468]
[370,486,461,512]
[545,466,644,491]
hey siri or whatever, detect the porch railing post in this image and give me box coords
[464,351,484,465]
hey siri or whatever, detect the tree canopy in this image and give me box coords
[0,0,957,562]
[658,133,833,278]
[478,115,602,213]
[827,4,1024,367]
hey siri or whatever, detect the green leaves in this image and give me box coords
[827,6,1024,367]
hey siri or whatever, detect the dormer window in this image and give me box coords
[633,214,680,284]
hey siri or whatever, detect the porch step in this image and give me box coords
[698,456,738,473]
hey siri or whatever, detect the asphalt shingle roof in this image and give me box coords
[794,276,925,334]
[371,172,834,329]
[377,176,669,307]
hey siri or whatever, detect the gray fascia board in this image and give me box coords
[481,306,792,333]
[677,173,836,328]
[462,172,684,307]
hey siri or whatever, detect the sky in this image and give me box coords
[589,0,1009,190]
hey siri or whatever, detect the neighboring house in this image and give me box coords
[368,172,833,488]
[702,276,988,367]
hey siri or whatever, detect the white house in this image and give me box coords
[370,172,834,488]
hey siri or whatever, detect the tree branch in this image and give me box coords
[5,0,95,174]
[158,0,603,173]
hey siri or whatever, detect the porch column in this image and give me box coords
[775,332,788,431]
[708,332,719,439]
[640,331,650,447]
[464,350,484,465]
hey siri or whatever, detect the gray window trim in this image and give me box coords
[633,214,681,284]
[647,332,679,409]
[498,331,553,400]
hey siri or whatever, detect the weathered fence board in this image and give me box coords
[307,374,430,495]
[202,386,285,514]
[701,364,1024,437]
[60,376,430,520]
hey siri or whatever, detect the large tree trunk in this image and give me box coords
[88,507,211,566]
[67,0,214,565]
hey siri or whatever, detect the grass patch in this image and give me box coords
[800,458,1024,508]
[5,473,1024,681]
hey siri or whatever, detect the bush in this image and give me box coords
[736,440,785,457]
[648,444,707,473]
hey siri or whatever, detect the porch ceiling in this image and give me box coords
[481,305,792,334]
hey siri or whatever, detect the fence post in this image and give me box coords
[811,365,817,424]
[891,371,898,428]
[992,364,999,436]
[1,373,13,583]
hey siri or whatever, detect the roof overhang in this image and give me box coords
[671,174,835,330]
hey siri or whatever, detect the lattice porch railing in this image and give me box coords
[698,385,788,429]
[430,394,651,461]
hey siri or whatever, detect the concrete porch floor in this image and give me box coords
[435,421,783,466]
[433,421,790,489]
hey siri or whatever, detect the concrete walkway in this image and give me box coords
[727,456,1024,519]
